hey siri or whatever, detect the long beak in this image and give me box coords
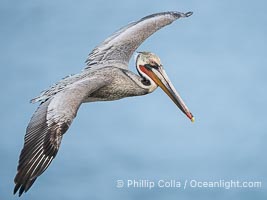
[142,65,194,122]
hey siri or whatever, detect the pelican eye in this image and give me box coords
[147,61,160,69]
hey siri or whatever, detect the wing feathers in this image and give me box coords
[14,99,61,196]
[85,11,192,69]
[14,77,110,196]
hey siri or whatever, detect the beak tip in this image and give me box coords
[191,117,195,123]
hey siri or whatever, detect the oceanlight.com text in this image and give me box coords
[116,179,262,190]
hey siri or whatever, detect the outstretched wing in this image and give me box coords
[85,11,193,69]
[14,77,109,196]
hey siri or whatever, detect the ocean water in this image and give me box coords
[0,0,266,199]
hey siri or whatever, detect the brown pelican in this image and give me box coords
[14,11,194,196]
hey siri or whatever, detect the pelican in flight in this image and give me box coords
[14,11,194,196]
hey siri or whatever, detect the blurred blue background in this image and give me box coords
[0,0,266,199]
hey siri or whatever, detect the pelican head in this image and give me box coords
[136,52,194,122]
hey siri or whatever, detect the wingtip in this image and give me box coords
[185,11,193,17]
[177,11,193,18]
[13,183,24,197]
[19,187,24,197]
[169,11,193,19]
[13,185,19,195]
